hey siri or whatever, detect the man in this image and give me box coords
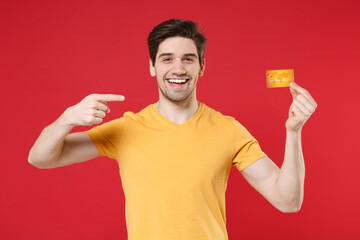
[28,19,317,240]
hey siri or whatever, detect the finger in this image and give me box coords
[296,94,316,113]
[289,86,299,100]
[94,110,106,118]
[290,84,318,112]
[93,117,103,125]
[290,83,316,105]
[293,99,311,117]
[95,102,109,112]
[95,94,125,102]
[291,103,306,119]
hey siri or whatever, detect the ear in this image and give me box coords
[149,58,156,77]
[199,58,206,76]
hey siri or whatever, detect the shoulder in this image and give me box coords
[201,103,252,135]
[201,103,237,125]
[121,104,155,125]
[86,104,154,140]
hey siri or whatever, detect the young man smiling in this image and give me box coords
[150,36,205,124]
[28,19,317,240]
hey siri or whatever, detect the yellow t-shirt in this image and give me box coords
[86,102,266,240]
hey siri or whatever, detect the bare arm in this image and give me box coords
[28,94,125,169]
[241,131,303,213]
[241,83,317,212]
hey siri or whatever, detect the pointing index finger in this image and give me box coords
[95,94,125,102]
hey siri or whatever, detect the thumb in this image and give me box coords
[289,86,299,100]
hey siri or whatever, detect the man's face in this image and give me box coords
[150,37,205,103]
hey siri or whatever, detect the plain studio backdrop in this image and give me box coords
[0,0,359,239]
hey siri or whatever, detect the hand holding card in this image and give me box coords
[285,82,318,132]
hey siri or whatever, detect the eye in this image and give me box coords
[184,57,194,62]
[162,58,172,62]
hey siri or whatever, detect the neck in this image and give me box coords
[155,94,199,125]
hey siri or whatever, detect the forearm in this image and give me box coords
[28,110,74,168]
[28,94,124,169]
[276,129,305,211]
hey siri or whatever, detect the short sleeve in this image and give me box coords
[85,117,125,160]
[232,120,267,172]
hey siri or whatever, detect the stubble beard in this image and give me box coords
[157,76,196,103]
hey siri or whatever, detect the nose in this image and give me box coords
[172,59,186,75]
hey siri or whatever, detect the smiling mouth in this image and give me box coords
[167,78,189,84]
[165,77,190,88]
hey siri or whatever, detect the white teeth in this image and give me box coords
[167,79,187,83]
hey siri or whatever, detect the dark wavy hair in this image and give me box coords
[147,18,207,67]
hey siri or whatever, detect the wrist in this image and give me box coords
[58,107,77,130]
[286,128,301,138]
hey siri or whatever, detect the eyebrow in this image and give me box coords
[158,52,198,59]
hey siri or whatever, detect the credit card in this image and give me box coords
[266,69,294,88]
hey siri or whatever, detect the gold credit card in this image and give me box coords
[266,69,294,88]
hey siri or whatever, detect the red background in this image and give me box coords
[1,0,359,239]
